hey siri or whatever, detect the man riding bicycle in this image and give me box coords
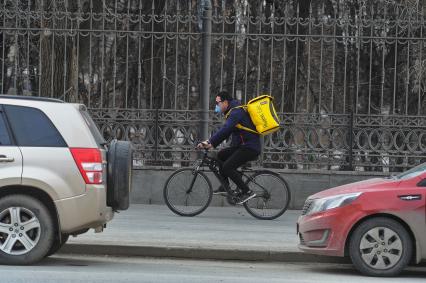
[197,91,260,205]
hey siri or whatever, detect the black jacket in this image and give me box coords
[209,100,261,153]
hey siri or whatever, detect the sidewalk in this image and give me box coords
[60,204,343,263]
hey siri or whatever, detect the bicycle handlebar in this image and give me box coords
[195,140,211,151]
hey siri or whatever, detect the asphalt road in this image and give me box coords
[0,255,425,283]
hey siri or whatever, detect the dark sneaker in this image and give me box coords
[236,190,257,205]
[213,185,227,195]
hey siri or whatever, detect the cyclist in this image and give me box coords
[197,91,260,204]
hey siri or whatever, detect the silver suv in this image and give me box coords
[0,95,132,264]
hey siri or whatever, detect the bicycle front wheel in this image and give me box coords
[243,171,291,220]
[163,168,213,217]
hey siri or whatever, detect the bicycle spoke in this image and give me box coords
[176,174,189,193]
[184,194,189,207]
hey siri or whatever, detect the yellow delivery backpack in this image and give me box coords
[225,95,280,136]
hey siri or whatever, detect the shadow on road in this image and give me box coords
[307,264,426,278]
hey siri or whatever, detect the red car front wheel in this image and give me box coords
[349,217,413,277]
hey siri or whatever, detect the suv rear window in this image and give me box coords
[4,105,66,147]
[80,109,106,147]
[0,110,11,145]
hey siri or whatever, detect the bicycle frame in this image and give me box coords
[188,149,271,200]
[186,149,231,194]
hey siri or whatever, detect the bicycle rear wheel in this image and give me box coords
[163,168,212,217]
[243,171,291,220]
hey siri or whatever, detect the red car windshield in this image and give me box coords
[395,163,426,180]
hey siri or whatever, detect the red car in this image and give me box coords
[297,163,426,277]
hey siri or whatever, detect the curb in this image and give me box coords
[58,243,350,264]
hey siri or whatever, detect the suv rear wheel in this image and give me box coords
[46,233,69,257]
[0,195,55,265]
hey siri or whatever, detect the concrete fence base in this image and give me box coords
[130,167,389,209]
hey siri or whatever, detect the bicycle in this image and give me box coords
[163,148,291,220]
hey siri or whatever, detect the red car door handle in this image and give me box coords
[398,195,422,201]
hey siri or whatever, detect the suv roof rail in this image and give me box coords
[0,95,65,103]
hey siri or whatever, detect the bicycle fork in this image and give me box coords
[185,162,203,194]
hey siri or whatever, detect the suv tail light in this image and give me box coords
[70,148,103,184]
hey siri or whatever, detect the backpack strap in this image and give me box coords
[235,124,259,134]
[225,106,259,135]
[224,106,245,119]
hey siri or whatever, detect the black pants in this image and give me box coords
[217,147,260,193]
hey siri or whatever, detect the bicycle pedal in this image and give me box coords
[226,194,238,206]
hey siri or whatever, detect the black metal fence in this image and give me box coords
[90,108,426,172]
[1,0,426,172]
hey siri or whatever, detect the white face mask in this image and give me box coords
[214,104,221,113]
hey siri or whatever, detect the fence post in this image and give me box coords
[348,111,354,170]
[200,0,212,140]
[154,108,159,163]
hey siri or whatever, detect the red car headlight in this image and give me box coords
[306,192,362,215]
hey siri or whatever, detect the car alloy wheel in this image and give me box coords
[359,227,403,269]
[0,207,41,256]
